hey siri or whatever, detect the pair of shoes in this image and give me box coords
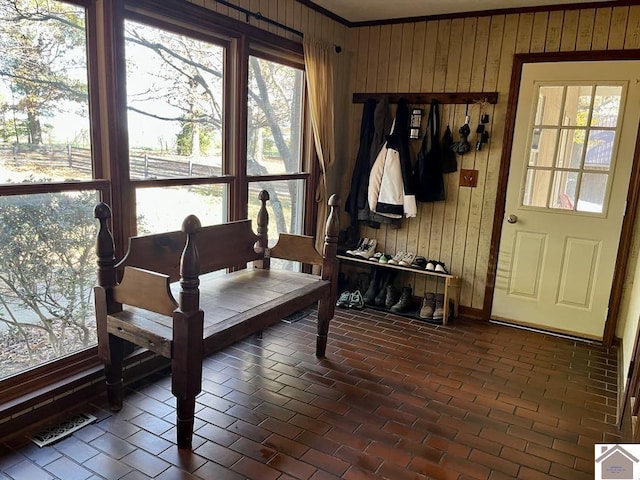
[419,292,435,319]
[410,256,427,269]
[387,251,404,265]
[398,252,416,267]
[390,285,413,313]
[369,252,389,263]
[426,260,448,274]
[372,271,398,307]
[336,290,365,309]
[349,238,378,259]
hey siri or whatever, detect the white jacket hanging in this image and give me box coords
[368,142,417,219]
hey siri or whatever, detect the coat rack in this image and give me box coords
[352,92,498,105]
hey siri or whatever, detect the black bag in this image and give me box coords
[440,125,458,173]
[414,100,446,202]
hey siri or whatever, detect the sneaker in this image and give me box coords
[398,252,416,267]
[336,291,350,308]
[370,252,384,262]
[418,292,435,319]
[378,253,390,264]
[346,238,369,256]
[387,251,405,265]
[348,290,365,310]
[354,239,377,259]
[433,293,445,320]
[434,262,449,274]
[411,256,427,269]
[425,260,436,271]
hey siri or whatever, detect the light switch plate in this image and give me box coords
[459,169,478,187]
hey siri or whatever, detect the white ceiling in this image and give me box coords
[310,0,615,23]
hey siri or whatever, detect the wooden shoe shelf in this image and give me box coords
[337,254,462,325]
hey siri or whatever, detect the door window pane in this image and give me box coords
[585,130,615,171]
[136,185,227,235]
[529,128,557,167]
[0,191,99,379]
[592,86,622,127]
[536,86,563,125]
[124,21,224,180]
[550,171,578,210]
[578,173,608,213]
[556,128,584,169]
[523,169,551,208]
[563,85,592,126]
[0,0,92,184]
[247,56,304,175]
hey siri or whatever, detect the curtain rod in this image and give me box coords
[212,0,342,52]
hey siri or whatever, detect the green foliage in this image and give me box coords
[0,189,98,362]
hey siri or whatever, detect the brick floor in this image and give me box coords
[0,307,621,479]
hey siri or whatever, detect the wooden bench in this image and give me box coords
[93,190,339,449]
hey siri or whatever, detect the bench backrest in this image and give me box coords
[117,219,261,283]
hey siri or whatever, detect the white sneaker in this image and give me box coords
[346,238,369,256]
[387,251,405,265]
[354,239,377,259]
[399,252,416,267]
[435,262,449,274]
[425,260,436,271]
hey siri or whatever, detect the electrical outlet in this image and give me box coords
[459,169,478,187]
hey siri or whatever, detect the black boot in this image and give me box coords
[384,284,400,310]
[375,271,395,306]
[363,268,381,305]
[390,285,413,313]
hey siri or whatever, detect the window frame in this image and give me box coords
[0,0,318,412]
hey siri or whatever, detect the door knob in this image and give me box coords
[507,214,518,224]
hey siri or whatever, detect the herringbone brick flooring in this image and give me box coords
[0,307,621,479]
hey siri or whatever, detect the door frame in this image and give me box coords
[484,50,640,347]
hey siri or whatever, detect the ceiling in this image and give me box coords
[308,0,614,23]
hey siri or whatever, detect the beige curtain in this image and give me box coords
[303,37,336,252]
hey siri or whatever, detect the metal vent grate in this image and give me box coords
[30,412,97,447]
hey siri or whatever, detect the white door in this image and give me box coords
[492,61,640,340]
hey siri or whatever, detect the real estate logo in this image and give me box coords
[595,444,640,479]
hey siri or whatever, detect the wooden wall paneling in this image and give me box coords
[291,0,301,37]
[560,9,579,51]
[545,10,564,52]
[473,13,517,310]
[624,6,640,49]
[530,12,548,53]
[409,22,427,94]
[439,18,466,281]
[576,9,596,51]
[609,7,630,50]
[421,22,439,93]
[515,13,534,54]
[268,0,278,34]
[375,26,391,93]
[592,8,612,51]
[425,20,451,274]
[454,16,489,299]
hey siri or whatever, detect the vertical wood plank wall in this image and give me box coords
[194,0,640,318]
[347,5,640,313]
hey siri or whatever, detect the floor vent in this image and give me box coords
[30,413,97,447]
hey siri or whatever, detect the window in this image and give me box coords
[0,0,103,380]
[523,83,624,214]
[123,18,229,234]
[247,54,307,270]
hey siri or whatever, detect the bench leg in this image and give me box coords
[316,297,332,358]
[176,396,196,449]
[104,334,125,411]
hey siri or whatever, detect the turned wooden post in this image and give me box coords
[316,194,340,357]
[94,202,125,410]
[254,190,270,269]
[172,214,205,450]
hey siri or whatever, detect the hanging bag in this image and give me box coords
[414,100,446,202]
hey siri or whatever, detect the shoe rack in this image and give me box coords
[337,254,461,325]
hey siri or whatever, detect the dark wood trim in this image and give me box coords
[353,92,498,105]
[0,180,110,197]
[231,35,250,221]
[483,51,640,349]
[131,176,234,189]
[348,0,640,27]
[459,305,484,321]
[247,173,310,182]
[295,0,351,27]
